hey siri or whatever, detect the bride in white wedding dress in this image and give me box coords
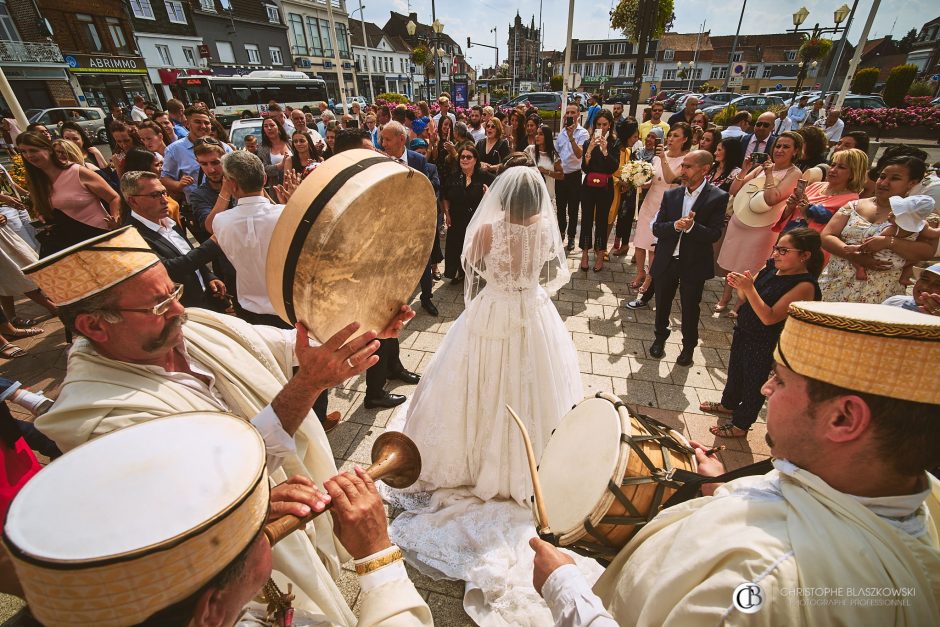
[385,163,601,626]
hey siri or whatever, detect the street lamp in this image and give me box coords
[792,6,810,28]
[788,4,853,104]
[432,18,444,98]
[833,3,851,25]
[406,20,426,100]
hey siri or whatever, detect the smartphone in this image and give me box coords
[655,137,663,147]
[594,128,602,139]
[751,152,769,164]
[565,116,575,127]
[347,119,359,128]
[796,179,808,197]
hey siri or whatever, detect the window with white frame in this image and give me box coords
[709,66,726,79]
[730,51,742,62]
[199,0,215,11]
[663,69,676,80]
[644,60,652,76]
[106,18,128,51]
[762,66,772,78]
[165,1,186,24]
[76,14,102,52]
[0,0,20,41]
[130,0,155,19]
[155,44,173,65]
[288,14,307,55]
[571,63,580,75]
[785,50,796,61]
[265,4,279,23]
[246,44,261,64]
[269,46,283,65]
[586,43,602,56]
[306,17,323,56]
[215,40,235,63]
[663,49,675,61]
[182,46,197,66]
[609,42,625,55]
[745,66,757,78]
[606,62,614,76]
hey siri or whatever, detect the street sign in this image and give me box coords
[567,72,582,90]
[775,83,783,90]
[729,76,743,87]
[650,84,657,93]
[731,63,747,77]
[932,73,940,81]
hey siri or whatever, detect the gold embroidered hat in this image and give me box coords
[775,301,940,404]
[23,226,159,306]
[2,413,269,627]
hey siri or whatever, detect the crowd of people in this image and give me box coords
[0,87,938,627]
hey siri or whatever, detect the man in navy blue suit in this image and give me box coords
[648,150,728,367]
[739,111,777,160]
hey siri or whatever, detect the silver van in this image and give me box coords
[25,107,108,144]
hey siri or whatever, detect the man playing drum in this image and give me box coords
[23,227,415,625]
[531,301,940,625]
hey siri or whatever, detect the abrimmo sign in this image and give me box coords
[65,54,148,74]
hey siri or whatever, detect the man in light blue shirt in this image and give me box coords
[585,94,602,130]
[554,103,590,250]
[161,107,232,203]
[787,95,809,128]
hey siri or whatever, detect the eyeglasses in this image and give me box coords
[132,190,169,200]
[459,154,475,160]
[754,122,773,128]
[108,284,184,316]
[772,246,804,256]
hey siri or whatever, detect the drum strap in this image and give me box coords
[662,459,775,509]
[280,155,393,323]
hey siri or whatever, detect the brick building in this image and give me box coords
[37,0,155,109]
[709,32,813,94]
[190,0,293,77]
[508,11,538,88]
[857,36,909,84]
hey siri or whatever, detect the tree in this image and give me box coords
[897,28,918,53]
[851,67,879,94]
[883,64,918,107]
[611,0,675,116]
[550,74,563,91]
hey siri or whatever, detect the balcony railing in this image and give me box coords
[0,40,65,64]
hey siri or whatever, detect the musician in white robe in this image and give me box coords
[23,227,419,626]
[531,301,940,626]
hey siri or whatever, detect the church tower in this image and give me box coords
[508,11,541,85]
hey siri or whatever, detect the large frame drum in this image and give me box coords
[537,392,697,562]
[266,148,437,342]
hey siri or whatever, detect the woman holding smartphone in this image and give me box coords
[578,109,620,272]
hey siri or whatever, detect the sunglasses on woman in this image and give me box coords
[459,154,475,160]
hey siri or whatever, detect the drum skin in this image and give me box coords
[538,394,697,559]
[266,149,437,343]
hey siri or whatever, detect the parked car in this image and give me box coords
[698,92,736,108]
[333,95,369,115]
[664,91,692,111]
[931,96,940,107]
[841,94,886,109]
[229,118,263,149]
[500,92,563,116]
[674,93,704,111]
[702,94,787,120]
[647,90,683,105]
[25,107,107,144]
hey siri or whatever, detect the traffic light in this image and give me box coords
[467,37,471,49]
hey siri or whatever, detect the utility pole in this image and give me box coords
[628,0,653,116]
[822,0,859,94]
[561,0,575,109]
[834,0,881,110]
[324,0,348,109]
[723,0,747,93]
[356,0,375,103]
[0,68,28,130]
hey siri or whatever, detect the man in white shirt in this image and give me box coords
[773,108,794,134]
[290,108,325,153]
[210,151,284,324]
[468,105,486,142]
[122,171,225,310]
[432,96,457,127]
[130,95,148,122]
[816,108,845,145]
[554,103,590,250]
[721,110,751,139]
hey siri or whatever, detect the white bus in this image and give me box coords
[176,71,329,125]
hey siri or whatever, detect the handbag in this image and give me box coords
[585,172,612,188]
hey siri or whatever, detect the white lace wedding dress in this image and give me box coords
[384,168,601,626]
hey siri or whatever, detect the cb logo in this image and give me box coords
[732,582,764,614]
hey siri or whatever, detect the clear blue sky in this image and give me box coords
[354,0,930,70]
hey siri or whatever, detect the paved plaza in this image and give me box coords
[0,245,769,625]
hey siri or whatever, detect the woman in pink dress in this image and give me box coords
[16,132,120,255]
[631,122,691,290]
[717,131,803,315]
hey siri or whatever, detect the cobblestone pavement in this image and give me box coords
[0,245,770,625]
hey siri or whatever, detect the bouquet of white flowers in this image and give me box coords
[619,160,654,190]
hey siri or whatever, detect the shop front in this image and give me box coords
[64,53,155,110]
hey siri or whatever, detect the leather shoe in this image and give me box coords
[321,411,342,433]
[676,346,695,367]
[649,340,666,359]
[364,392,407,409]
[421,299,439,316]
[390,369,421,385]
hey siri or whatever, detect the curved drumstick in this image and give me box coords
[506,404,552,537]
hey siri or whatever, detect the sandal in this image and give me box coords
[8,326,44,339]
[629,275,646,289]
[11,315,52,328]
[699,401,734,415]
[1,342,27,359]
[713,301,729,313]
[725,310,738,319]
[637,275,653,295]
[709,423,749,438]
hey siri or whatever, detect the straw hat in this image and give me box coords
[23,226,159,306]
[3,413,268,626]
[775,301,940,404]
[732,175,783,228]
